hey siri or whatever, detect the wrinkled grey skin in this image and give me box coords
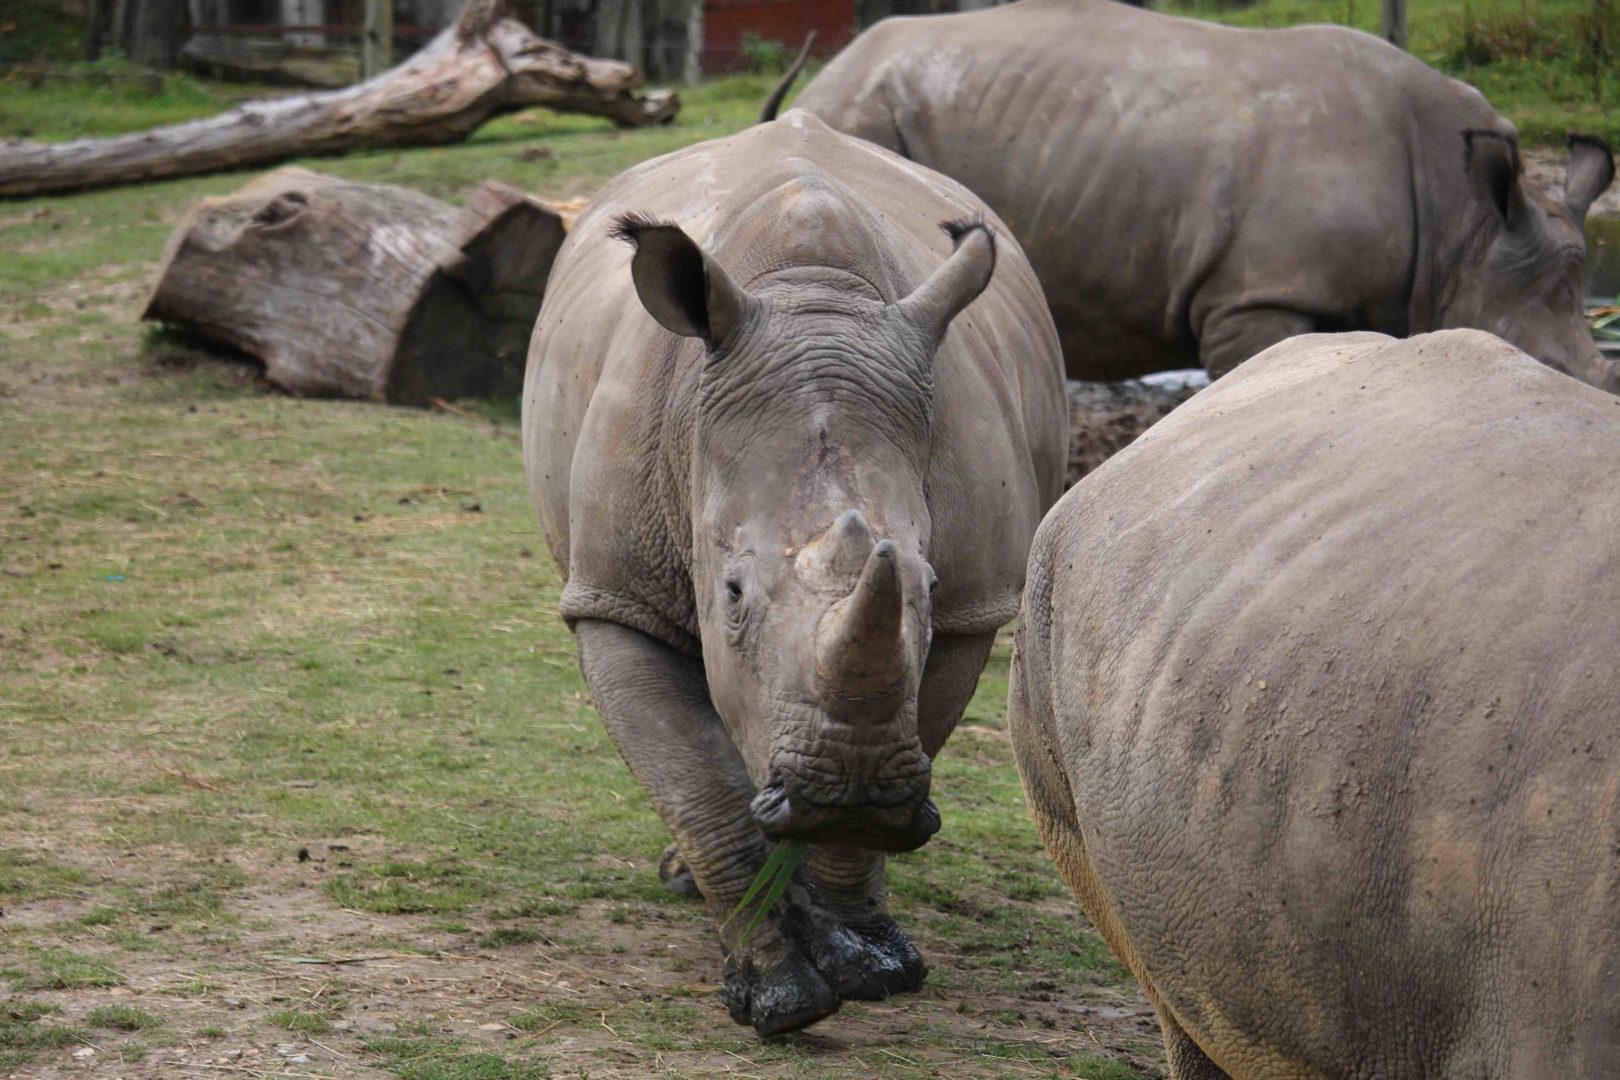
[787,0,1618,385]
[1010,329,1620,1078]
[523,110,1066,1036]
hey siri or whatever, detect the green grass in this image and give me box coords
[0,1003,89,1072]
[0,70,1154,1080]
[267,1007,333,1035]
[85,1004,163,1031]
[5,949,123,990]
[0,56,254,139]
[365,1026,553,1080]
[1162,0,1620,145]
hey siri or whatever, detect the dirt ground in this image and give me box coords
[3,838,1160,1079]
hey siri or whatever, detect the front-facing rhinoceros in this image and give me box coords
[1009,329,1620,1077]
[780,0,1617,387]
[523,110,1067,1036]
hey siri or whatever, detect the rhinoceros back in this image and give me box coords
[1012,329,1620,1075]
[795,0,1508,380]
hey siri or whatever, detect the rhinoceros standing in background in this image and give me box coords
[779,0,1617,387]
[1009,329,1620,1077]
[523,110,1067,1036]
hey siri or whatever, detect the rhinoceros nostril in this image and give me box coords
[750,777,791,830]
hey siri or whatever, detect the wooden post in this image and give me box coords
[158,0,184,66]
[1380,0,1408,50]
[109,0,130,54]
[128,0,184,68]
[682,0,702,85]
[363,0,394,80]
[85,0,105,59]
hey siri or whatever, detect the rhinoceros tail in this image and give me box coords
[758,32,817,124]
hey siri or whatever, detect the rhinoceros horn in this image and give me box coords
[816,537,906,698]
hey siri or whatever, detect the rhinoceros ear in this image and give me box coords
[611,213,759,345]
[1464,129,1526,225]
[893,217,996,345]
[1565,133,1615,223]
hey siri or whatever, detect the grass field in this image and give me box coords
[0,78,1160,1079]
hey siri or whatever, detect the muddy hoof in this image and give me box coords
[658,843,703,900]
[781,885,926,1002]
[721,942,838,1037]
[851,918,928,998]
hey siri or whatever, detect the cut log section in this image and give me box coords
[0,0,678,199]
[1067,373,1207,486]
[143,166,565,405]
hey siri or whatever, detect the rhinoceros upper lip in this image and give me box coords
[750,777,940,852]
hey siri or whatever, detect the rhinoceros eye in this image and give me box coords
[725,579,743,602]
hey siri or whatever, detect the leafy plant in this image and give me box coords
[721,839,807,950]
[740,32,789,75]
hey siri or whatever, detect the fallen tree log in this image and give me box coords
[180,33,361,88]
[1067,371,1207,486]
[143,166,565,404]
[0,0,677,199]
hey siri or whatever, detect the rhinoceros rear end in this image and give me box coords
[1010,329,1620,1077]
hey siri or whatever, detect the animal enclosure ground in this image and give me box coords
[0,82,1161,1079]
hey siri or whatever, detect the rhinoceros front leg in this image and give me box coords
[804,845,926,997]
[803,632,998,997]
[1198,305,1317,379]
[575,618,873,1036]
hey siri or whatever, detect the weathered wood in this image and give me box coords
[1066,373,1206,487]
[143,167,566,405]
[0,0,678,199]
[180,34,361,87]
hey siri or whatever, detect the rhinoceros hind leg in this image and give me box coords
[1199,305,1316,380]
[658,843,703,899]
[1160,1007,1232,1080]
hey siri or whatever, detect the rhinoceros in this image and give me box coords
[1008,328,1620,1077]
[776,0,1617,387]
[522,110,1067,1036]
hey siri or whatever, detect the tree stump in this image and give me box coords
[0,0,678,199]
[1067,372,1207,486]
[143,167,565,405]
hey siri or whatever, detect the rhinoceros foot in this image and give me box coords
[657,843,703,899]
[719,876,932,1035]
[849,918,928,998]
[778,882,926,1001]
[720,926,839,1037]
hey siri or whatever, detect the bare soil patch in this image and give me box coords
[3,843,1157,1079]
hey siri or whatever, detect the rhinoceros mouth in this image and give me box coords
[750,776,941,852]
